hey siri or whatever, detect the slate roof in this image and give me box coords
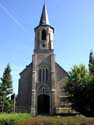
[39,3,49,25]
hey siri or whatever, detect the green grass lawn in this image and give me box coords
[18,115,94,125]
[0,113,31,125]
[0,113,94,125]
[0,113,31,121]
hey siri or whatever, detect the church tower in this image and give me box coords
[31,3,56,115]
[16,3,68,115]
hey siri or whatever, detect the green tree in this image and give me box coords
[87,51,94,114]
[64,51,94,115]
[65,65,89,113]
[88,51,94,76]
[0,82,3,112]
[0,64,13,112]
[86,79,94,114]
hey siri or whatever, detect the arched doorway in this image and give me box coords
[37,95,50,115]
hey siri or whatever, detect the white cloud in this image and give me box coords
[0,2,26,32]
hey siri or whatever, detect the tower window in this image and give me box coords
[42,44,45,48]
[42,30,46,40]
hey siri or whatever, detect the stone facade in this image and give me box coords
[16,4,68,115]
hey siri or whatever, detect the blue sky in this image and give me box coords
[0,0,94,94]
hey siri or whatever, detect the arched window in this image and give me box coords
[43,68,45,81]
[42,30,46,40]
[46,69,48,81]
[39,69,41,81]
[39,65,48,82]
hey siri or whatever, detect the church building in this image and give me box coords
[16,3,68,115]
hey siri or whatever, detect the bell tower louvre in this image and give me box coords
[16,3,68,115]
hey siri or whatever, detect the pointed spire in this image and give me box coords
[39,3,49,25]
